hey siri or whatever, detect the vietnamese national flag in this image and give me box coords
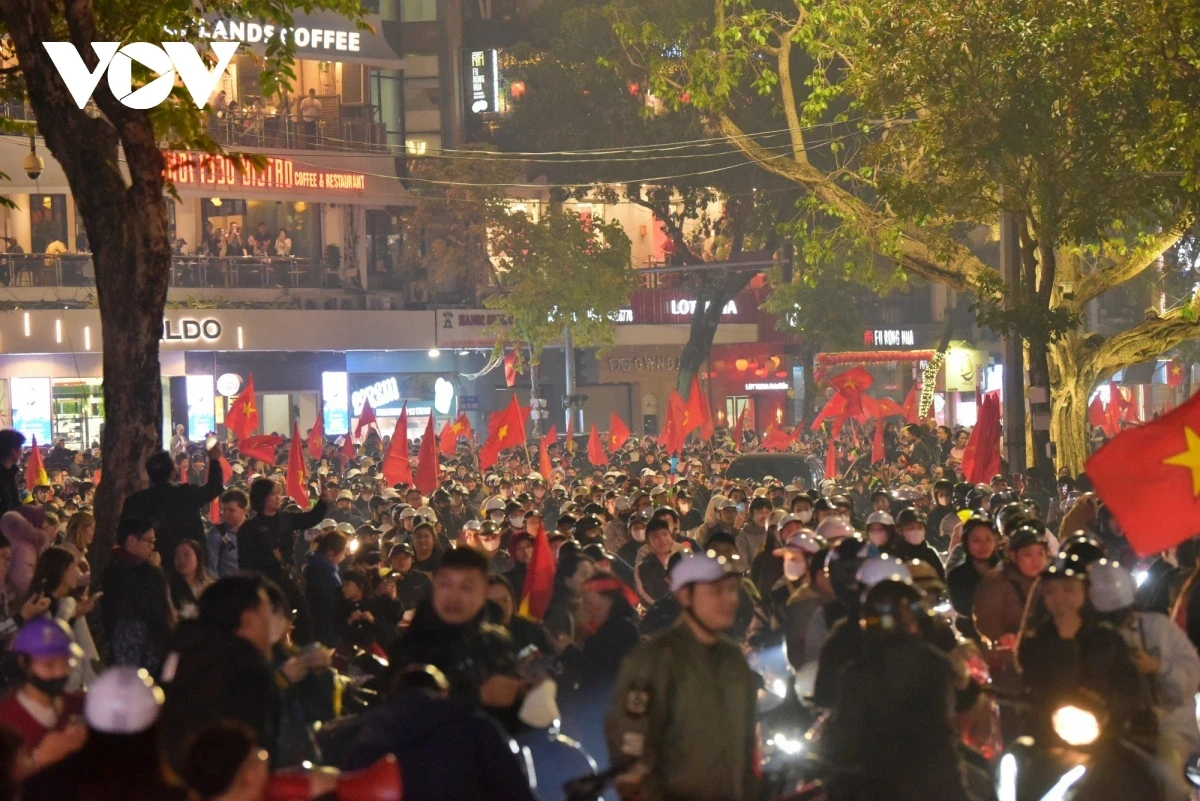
[340,434,356,461]
[661,390,688,455]
[830,367,874,417]
[23,437,47,492]
[355,399,378,441]
[1086,390,1200,556]
[440,413,471,456]
[732,405,749,451]
[240,434,283,464]
[286,423,311,510]
[811,393,847,430]
[382,402,413,486]
[1169,360,1185,389]
[901,386,920,424]
[877,397,906,419]
[480,395,526,470]
[761,423,793,452]
[608,413,631,452]
[224,374,258,440]
[587,424,607,466]
[961,391,1002,484]
[871,419,886,463]
[415,414,439,494]
[504,350,519,388]
[825,442,837,479]
[539,424,556,479]
[684,378,705,440]
[307,413,325,460]
[691,376,715,441]
[518,526,556,620]
[1088,396,1106,429]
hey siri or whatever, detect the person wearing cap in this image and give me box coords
[605,553,758,801]
[1091,562,1200,791]
[21,666,191,801]
[206,489,249,580]
[945,516,1000,641]
[972,523,1049,650]
[387,542,433,610]
[0,618,86,773]
[477,522,514,576]
[603,496,633,554]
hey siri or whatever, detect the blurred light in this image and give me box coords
[1052,705,1100,746]
[237,326,244,349]
[428,348,440,358]
[210,197,222,207]
[1134,569,1149,587]
[83,326,91,351]
[54,319,61,344]
[23,312,29,337]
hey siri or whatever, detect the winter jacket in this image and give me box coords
[735,521,768,566]
[1,511,50,599]
[946,557,999,641]
[889,539,946,581]
[1116,611,1200,749]
[237,502,329,584]
[0,464,20,518]
[120,460,224,570]
[972,561,1036,647]
[99,547,172,672]
[346,691,536,801]
[305,554,344,648]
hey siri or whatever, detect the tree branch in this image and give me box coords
[1073,219,1192,308]
[712,113,998,292]
[624,193,703,264]
[1091,310,1200,381]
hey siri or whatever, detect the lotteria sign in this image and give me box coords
[165,151,366,192]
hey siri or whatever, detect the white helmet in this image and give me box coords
[773,529,826,556]
[669,553,739,593]
[85,667,164,734]
[856,556,912,590]
[482,497,507,513]
[416,507,438,524]
[815,516,856,543]
[317,519,338,531]
[334,522,356,535]
[1088,562,1136,613]
[463,519,482,532]
[865,511,895,528]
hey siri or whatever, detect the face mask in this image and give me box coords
[481,538,500,553]
[902,528,925,545]
[868,528,889,546]
[28,674,68,698]
[489,513,505,524]
[796,510,813,523]
[783,560,806,582]
[631,526,647,543]
[510,515,525,528]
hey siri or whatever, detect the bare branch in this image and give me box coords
[1073,218,1192,308]
[1091,309,1200,381]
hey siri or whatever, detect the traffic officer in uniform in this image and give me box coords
[605,553,759,801]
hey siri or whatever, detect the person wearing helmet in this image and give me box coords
[387,541,432,610]
[864,510,896,554]
[1091,562,1200,793]
[870,488,891,514]
[972,522,1048,651]
[807,536,870,702]
[477,521,514,576]
[814,515,855,545]
[813,496,838,526]
[890,507,945,581]
[480,496,507,529]
[606,553,758,801]
[1018,556,1154,747]
[604,496,634,554]
[927,478,956,547]
[635,518,687,606]
[945,516,1000,641]
[773,527,828,670]
[21,666,191,801]
[330,489,364,528]
[821,579,980,801]
[0,618,86,772]
[790,493,815,526]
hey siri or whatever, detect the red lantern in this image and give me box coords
[627,81,640,96]
[510,81,526,99]
[680,92,691,104]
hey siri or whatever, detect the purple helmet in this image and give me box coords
[12,617,82,660]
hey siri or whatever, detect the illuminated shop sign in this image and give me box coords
[745,382,789,391]
[322,371,349,437]
[165,152,366,192]
[464,49,498,114]
[162,318,222,341]
[185,20,362,52]
[864,329,915,347]
[11,378,51,444]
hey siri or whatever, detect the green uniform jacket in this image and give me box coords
[605,621,759,801]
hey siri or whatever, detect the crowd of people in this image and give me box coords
[0,412,1191,801]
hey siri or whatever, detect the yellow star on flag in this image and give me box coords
[450,422,463,434]
[1163,426,1200,496]
[498,425,509,440]
[243,401,256,415]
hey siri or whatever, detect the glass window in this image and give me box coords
[404,78,440,113]
[29,194,67,252]
[401,0,437,21]
[246,200,322,260]
[200,198,247,255]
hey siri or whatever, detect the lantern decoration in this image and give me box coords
[919,349,947,419]
[510,81,526,98]
[735,358,749,372]
[627,82,640,96]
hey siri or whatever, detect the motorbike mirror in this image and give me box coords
[1186,754,1200,789]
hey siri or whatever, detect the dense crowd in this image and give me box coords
[0,414,1190,801]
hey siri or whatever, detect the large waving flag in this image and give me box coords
[607,413,631,452]
[415,414,439,494]
[24,437,47,491]
[286,423,311,510]
[354,399,378,441]
[587,424,607,466]
[224,373,258,440]
[539,425,556,480]
[307,413,325,460]
[382,403,413,486]
[440,413,472,456]
[519,526,556,620]
[961,391,1002,484]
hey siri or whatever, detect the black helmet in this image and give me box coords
[830,494,853,510]
[994,501,1036,538]
[573,515,603,541]
[431,489,450,504]
[952,482,975,510]
[479,520,501,536]
[825,535,869,603]
[965,486,990,512]
[894,506,926,528]
[860,579,928,632]
[960,513,995,542]
[1007,521,1049,552]
[582,502,607,518]
[932,478,954,495]
[1042,551,1089,580]
[581,543,616,563]
[1059,531,1108,570]
[813,497,836,513]
[989,490,1017,511]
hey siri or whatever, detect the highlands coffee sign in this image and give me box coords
[165,152,366,192]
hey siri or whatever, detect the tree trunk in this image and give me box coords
[677,271,754,394]
[1025,330,1057,486]
[1047,333,1098,477]
[0,2,173,578]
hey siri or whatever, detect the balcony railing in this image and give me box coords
[207,112,391,154]
[0,253,338,289]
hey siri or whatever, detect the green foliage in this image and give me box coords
[484,210,635,368]
[968,272,1079,344]
[762,267,866,353]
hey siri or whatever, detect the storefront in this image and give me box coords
[596,345,687,435]
[707,344,795,432]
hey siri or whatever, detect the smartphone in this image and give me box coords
[737,503,746,513]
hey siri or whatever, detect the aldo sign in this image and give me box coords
[43,41,239,109]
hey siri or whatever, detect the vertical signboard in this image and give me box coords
[186,375,216,441]
[464,49,498,114]
[322,371,349,436]
[11,378,51,444]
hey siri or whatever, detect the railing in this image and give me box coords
[207,113,391,154]
[0,253,336,289]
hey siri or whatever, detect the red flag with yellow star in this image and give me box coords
[1086,390,1200,556]
[285,423,311,511]
[439,413,471,456]
[224,374,258,440]
[607,412,630,453]
[1168,360,1185,389]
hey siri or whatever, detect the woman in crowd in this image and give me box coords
[946,516,1001,641]
[24,547,99,690]
[60,512,94,584]
[485,575,550,655]
[410,523,443,574]
[544,551,596,645]
[169,540,215,621]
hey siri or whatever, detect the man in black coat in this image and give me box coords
[305,531,349,648]
[121,443,225,573]
[159,574,282,769]
[0,429,25,517]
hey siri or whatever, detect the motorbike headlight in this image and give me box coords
[766,731,804,756]
[771,678,787,699]
[1051,705,1100,747]
[348,537,360,553]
